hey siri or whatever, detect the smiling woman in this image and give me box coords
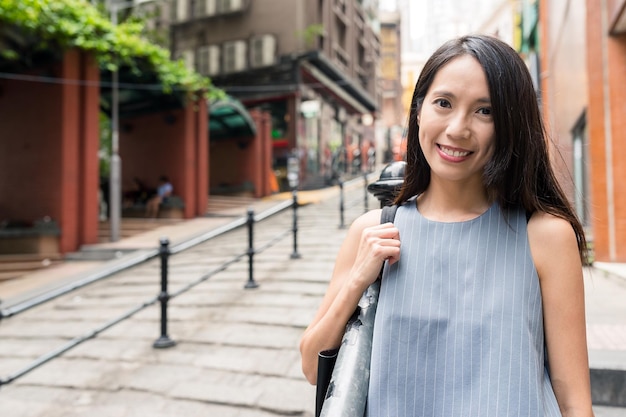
[300,34,594,417]
[417,54,495,196]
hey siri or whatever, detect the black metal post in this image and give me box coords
[290,189,301,259]
[338,179,345,229]
[367,161,407,208]
[245,208,259,289]
[363,172,369,212]
[153,237,176,349]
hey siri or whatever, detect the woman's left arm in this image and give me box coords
[528,212,594,417]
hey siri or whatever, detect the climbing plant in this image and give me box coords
[298,23,325,49]
[0,0,221,99]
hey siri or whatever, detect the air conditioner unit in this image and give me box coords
[194,0,216,17]
[175,0,188,21]
[176,49,195,71]
[216,0,243,13]
[223,40,246,73]
[250,35,276,68]
[198,45,220,76]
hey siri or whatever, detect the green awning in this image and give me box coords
[209,95,256,140]
[99,66,187,119]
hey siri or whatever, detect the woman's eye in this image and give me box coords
[434,99,451,108]
[477,107,492,116]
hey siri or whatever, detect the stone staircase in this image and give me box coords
[0,195,260,280]
[205,194,258,217]
[97,218,183,243]
[0,253,63,282]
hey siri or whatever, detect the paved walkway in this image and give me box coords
[0,178,624,416]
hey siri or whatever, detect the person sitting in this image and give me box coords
[145,176,173,218]
[123,177,151,208]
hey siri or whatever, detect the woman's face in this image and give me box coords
[417,55,495,187]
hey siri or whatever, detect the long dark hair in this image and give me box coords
[395,34,588,261]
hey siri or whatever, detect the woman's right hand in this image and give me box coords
[349,220,401,291]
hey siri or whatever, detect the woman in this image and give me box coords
[299,35,594,416]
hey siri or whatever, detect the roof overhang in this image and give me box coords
[208,95,256,140]
[100,66,187,119]
[300,61,370,114]
[300,50,377,114]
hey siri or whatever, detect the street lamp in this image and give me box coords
[106,0,156,241]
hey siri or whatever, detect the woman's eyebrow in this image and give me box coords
[429,90,491,104]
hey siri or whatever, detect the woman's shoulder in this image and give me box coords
[350,208,384,231]
[527,211,576,245]
[527,210,579,274]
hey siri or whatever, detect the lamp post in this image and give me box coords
[107,0,156,241]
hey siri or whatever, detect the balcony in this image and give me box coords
[171,0,248,24]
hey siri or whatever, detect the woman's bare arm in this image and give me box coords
[528,212,594,417]
[299,209,400,384]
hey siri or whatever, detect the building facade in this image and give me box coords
[378,10,404,162]
[534,0,589,229]
[168,0,381,189]
[582,0,626,261]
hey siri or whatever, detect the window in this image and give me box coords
[250,35,276,68]
[216,0,243,13]
[193,0,216,17]
[198,45,220,76]
[223,40,247,73]
[176,49,195,71]
[572,111,590,227]
[173,0,188,21]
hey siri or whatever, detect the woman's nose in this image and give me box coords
[446,113,470,139]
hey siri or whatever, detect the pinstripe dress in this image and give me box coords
[366,200,562,417]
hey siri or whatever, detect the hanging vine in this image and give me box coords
[0,0,221,99]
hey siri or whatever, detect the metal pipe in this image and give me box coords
[363,172,369,212]
[244,208,258,289]
[107,0,158,242]
[290,189,301,259]
[153,237,175,348]
[338,180,345,229]
[109,6,121,242]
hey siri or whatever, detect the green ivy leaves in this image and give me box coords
[0,0,220,99]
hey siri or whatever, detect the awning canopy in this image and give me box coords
[209,95,257,140]
[100,67,187,120]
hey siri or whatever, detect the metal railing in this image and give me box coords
[0,193,301,387]
[338,173,372,229]
[0,167,397,389]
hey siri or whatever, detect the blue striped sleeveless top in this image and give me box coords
[367,200,562,417]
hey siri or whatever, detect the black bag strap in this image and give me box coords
[377,204,398,280]
[381,204,398,224]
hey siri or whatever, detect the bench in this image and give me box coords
[122,195,185,219]
[0,219,61,255]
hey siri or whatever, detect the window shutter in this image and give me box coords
[250,35,276,68]
[198,45,220,76]
[223,41,247,73]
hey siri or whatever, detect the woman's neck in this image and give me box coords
[416,179,491,222]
